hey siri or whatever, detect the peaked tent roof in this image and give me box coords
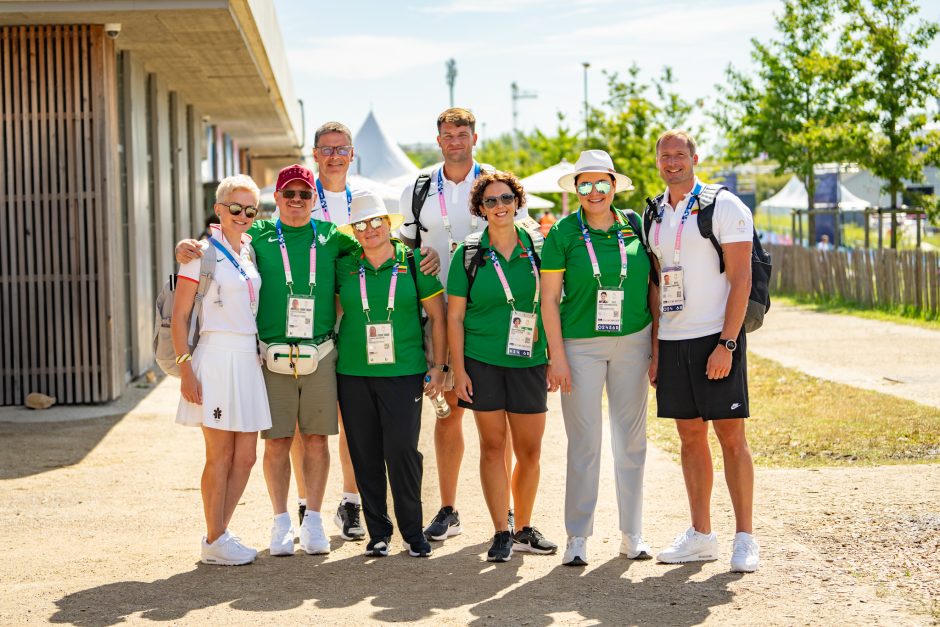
[759,175,870,213]
[352,111,418,183]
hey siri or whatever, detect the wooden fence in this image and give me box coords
[766,244,940,317]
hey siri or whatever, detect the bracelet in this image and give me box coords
[176,353,192,364]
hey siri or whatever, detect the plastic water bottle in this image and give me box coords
[430,394,451,419]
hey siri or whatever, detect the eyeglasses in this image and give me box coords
[352,217,387,232]
[481,193,517,209]
[280,189,313,200]
[316,145,353,157]
[218,202,259,218]
[576,180,612,196]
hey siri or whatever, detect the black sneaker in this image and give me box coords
[297,503,306,527]
[365,536,390,557]
[513,526,558,555]
[508,508,515,533]
[407,537,433,558]
[423,506,462,541]
[487,530,513,562]
[334,501,366,541]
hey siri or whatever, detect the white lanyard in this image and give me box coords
[275,219,317,295]
[358,259,400,323]
[578,209,628,288]
[315,178,352,223]
[437,163,482,241]
[654,182,701,266]
[487,234,540,312]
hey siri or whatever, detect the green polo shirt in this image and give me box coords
[540,208,652,339]
[336,241,444,377]
[249,219,359,345]
[447,226,548,368]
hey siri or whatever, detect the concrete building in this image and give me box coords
[0,1,303,405]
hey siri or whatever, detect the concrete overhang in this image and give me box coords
[0,0,303,155]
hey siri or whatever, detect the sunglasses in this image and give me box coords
[352,216,387,232]
[218,202,258,218]
[317,145,353,157]
[576,180,612,196]
[280,189,313,200]
[482,193,517,209]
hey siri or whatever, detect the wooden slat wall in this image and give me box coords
[0,25,119,405]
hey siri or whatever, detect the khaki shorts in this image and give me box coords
[261,348,338,439]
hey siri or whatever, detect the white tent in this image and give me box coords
[518,159,574,193]
[759,175,871,214]
[352,111,418,183]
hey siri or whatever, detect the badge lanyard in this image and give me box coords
[654,182,702,266]
[315,179,352,224]
[208,237,256,308]
[578,209,628,289]
[359,259,400,323]
[275,219,317,295]
[438,162,482,246]
[488,235,540,312]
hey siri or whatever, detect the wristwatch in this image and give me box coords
[434,364,450,373]
[718,338,737,352]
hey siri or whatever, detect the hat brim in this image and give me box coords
[277,176,314,190]
[558,170,634,194]
[338,211,405,234]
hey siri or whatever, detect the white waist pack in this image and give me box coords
[261,339,334,377]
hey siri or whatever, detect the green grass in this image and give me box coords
[646,354,940,468]
[773,294,940,327]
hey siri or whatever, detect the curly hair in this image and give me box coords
[468,171,527,219]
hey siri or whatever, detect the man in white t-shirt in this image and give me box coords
[647,129,760,573]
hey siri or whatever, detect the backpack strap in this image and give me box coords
[695,184,728,273]
[188,248,216,346]
[405,247,427,327]
[462,231,487,304]
[405,173,433,248]
[638,200,662,287]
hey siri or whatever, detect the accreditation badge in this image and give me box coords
[595,288,624,332]
[286,295,315,339]
[366,322,395,365]
[506,310,537,358]
[660,266,685,312]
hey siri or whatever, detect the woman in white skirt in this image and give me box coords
[172,174,272,566]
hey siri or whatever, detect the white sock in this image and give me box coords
[298,498,307,507]
[273,511,291,527]
[303,510,322,524]
[341,492,360,506]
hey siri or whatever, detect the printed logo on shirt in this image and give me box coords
[318,234,328,244]
[736,219,748,232]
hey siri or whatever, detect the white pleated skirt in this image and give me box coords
[175,332,272,432]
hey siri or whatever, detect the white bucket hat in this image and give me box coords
[338,191,405,234]
[557,150,633,194]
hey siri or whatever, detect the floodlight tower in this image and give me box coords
[446,59,457,108]
[511,81,537,136]
[582,62,591,146]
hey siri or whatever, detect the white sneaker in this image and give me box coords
[730,532,760,572]
[299,517,331,555]
[656,527,719,563]
[201,531,256,566]
[269,518,295,556]
[562,536,588,566]
[620,533,653,560]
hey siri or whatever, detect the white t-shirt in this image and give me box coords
[651,179,754,341]
[177,226,261,336]
[271,180,360,227]
[397,162,493,284]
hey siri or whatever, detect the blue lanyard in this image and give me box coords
[208,237,256,305]
[654,182,702,266]
[436,162,482,198]
[314,178,352,223]
[275,219,317,292]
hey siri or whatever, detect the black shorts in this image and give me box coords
[656,331,749,421]
[458,357,548,414]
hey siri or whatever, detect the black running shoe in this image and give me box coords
[334,501,366,541]
[365,536,390,557]
[513,526,558,555]
[487,530,513,562]
[297,503,306,527]
[407,537,432,558]
[423,506,462,541]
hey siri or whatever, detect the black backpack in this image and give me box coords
[642,184,772,333]
[462,227,543,304]
[404,165,496,248]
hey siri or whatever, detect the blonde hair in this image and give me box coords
[656,129,697,156]
[437,107,476,133]
[215,174,261,204]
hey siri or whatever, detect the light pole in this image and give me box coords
[582,62,590,146]
[511,81,537,168]
[446,59,457,108]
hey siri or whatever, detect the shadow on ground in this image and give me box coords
[0,415,122,480]
[50,545,741,626]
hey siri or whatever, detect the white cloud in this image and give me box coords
[287,35,469,79]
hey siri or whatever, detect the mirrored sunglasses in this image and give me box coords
[353,216,387,232]
[218,202,258,218]
[482,193,517,209]
[317,145,353,157]
[280,189,313,200]
[576,180,612,196]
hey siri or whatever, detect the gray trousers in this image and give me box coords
[560,324,651,538]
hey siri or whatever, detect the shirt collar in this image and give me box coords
[438,161,479,186]
[660,177,703,209]
[209,223,251,249]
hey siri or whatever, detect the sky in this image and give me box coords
[273,0,940,154]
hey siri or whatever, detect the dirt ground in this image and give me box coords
[2,370,938,626]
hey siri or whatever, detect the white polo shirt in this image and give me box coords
[271,179,361,227]
[177,226,261,336]
[651,179,753,341]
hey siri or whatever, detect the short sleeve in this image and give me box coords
[714,193,754,245]
[177,241,209,284]
[539,224,567,272]
[446,244,469,297]
[334,226,361,258]
[398,182,417,240]
[413,248,444,300]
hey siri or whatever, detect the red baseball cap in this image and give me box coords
[276,164,315,191]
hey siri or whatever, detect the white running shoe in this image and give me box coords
[730,532,760,572]
[270,518,295,556]
[299,517,331,555]
[620,533,653,560]
[656,527,719,563]
[201,531,256,566]
[562,536,588,566]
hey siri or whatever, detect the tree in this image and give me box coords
[841,0,940,234]
[713,0,865,241]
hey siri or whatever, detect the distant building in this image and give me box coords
[0,1,303,405]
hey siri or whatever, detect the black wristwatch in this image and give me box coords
[718,338,737,352]
[434,363,450,373]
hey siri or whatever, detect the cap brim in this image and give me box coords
[277,176,314,190]
[558,170,634,194]
[338,212,405,234]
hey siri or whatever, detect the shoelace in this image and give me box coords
[433,509,451,524]
[732,539,754,558]
[527,527,546,543]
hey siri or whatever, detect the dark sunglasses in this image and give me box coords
[576,180,612,196]
[218,202,258,218]
[482,193,517,209]
[316,145,353,157]
[352,216,387,232]
[280,189,313,200]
